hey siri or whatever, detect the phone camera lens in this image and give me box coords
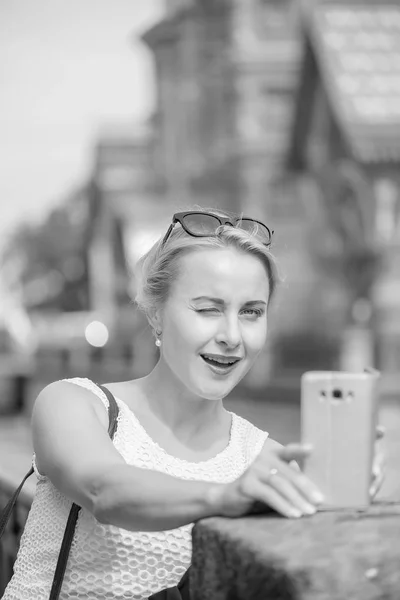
[332,388,343,399]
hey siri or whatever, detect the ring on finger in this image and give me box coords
[267,467,279,483]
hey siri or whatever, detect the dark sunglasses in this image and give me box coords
[161,211,274,247]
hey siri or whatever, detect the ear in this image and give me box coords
[148,307,163,333]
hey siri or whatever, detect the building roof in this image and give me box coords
[290,1,400,166]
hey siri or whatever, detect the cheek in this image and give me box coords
[164,312,215,350]
[243,321,268,354]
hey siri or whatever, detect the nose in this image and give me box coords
[215,315,242,349]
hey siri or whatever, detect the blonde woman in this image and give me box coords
[3,209,383,600]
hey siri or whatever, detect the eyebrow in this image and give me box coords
[191,296,267,307]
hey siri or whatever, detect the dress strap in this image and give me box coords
[62,377,111,411]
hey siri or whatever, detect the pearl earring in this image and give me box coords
[155,330,162,347]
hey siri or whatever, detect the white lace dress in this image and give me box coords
[3,378,269,600]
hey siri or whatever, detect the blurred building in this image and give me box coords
[80,123,175,380]
[142,0,300,215]
[89,124,157,315]
[286,0,400,384]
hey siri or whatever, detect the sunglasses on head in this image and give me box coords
[161,211,274,247]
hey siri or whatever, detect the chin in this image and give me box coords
[194,379,238,401]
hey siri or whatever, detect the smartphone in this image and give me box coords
[301,368,380,509]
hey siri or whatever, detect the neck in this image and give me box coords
[138,358,227,438]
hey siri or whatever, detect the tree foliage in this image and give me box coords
[1,185,92,312]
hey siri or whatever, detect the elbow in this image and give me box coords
[91,480,115,525]
[92,498,109,525]
[84,471,114,525]
[93,505,112,526]
[90,469,127,526]
[88,464,142,529]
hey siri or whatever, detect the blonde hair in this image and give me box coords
[135,208,279,324]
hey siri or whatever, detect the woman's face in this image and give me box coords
[158,247,270,400]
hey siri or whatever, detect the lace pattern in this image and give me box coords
[3,377,269,600]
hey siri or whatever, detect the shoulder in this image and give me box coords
[233,412,268,438]
[101,379,145,414]
[33,377,110,430]
[231,412,286,463]
[231,412,269,464]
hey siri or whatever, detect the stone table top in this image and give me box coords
[191,501,400,600]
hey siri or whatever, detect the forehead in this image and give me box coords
[171,248,270,301]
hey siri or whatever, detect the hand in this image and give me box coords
[370,425,385,499]
[217,442,324,519]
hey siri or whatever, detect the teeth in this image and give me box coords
[203,355,238,366]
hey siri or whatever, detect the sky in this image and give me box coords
[0,0,163,246]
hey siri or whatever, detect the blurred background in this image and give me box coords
[1,0,400,408]
[1,0,400,587]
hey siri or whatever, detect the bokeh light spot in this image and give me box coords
[85,321,109,347]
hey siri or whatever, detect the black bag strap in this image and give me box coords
[0,382,119,600]
[0,466,34,538]
[148,566,191,600]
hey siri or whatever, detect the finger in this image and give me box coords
[289,459,301,472]
[372,449,385,473]
[370,443,385,497]
[266,472,317,516]
[370,469,385,499]
[375,425,386,440]
[286,453,310,473]
[248,479,303,519]
[276,446,324,504]
[277,443,314,472]
[260,460,324,506]
[278,443,314,462]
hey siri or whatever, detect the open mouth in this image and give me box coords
[200,354,242,370]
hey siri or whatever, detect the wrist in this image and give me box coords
[204,482,226,517]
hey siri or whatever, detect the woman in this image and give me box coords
[3,208,383,600]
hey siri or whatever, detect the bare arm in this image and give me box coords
[32,382,324,530]
[31,381,222,531]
